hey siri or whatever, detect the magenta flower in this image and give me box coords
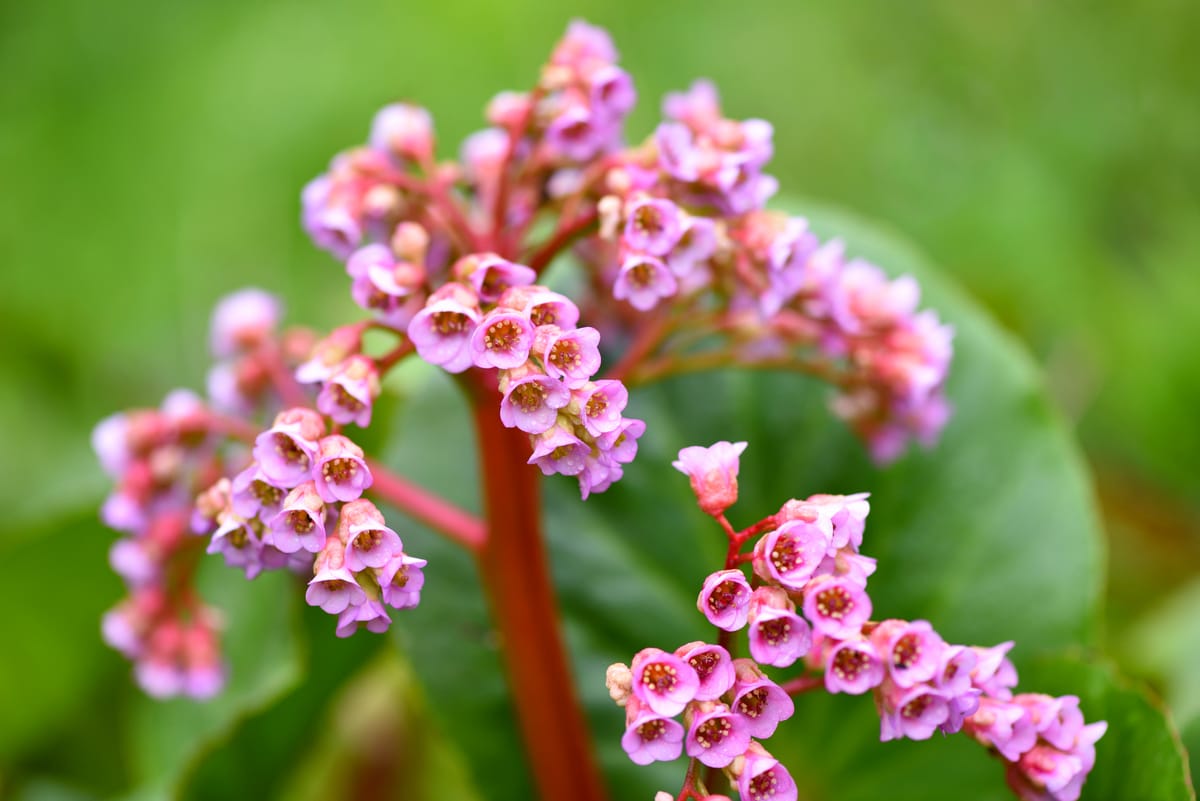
[673,440,747,517]
[588,64,636,120]
[230,464,286,520]
[206,514,266,580]
[612,254,677,311]
[595,417,644,464]
[545,104,606,163]
[209,288,281,359]
[730,659,794,739]
[268,481,327,554]
[1005,721,1107,801]
[667,215,717,278]
[542,326,602,388]
[1014,694,1086,752]
[339,499,403,572]
[524,288,580,329]
[369,102,433,162]
[253,408,326,489]
[735,743,798,801]
[752,518,830,590]
[623,197,683,256]
[335,598,392,638]
[470,309,536,369]
[800,491,871,552]
[92,413,131,478]
[685,702,750,768]
[379,552,427,610]
[879,684,951,742]
[408,296,481,374]
[675,641,736,701]
[317,354,380,428]
[621,698,685,766]
[463,255,537,303]
[576,380,628,437]
[500,372,571,434]
[747,588,812,668]
[630,647,700,717]
[528,426,590,477]
[824,637,885,695]
[871,619,945,689]
[802,575,872,639]
[966,697,1039,762]
[697,568,753,631]
[313,434,373,503]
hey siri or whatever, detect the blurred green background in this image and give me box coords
[2,0,1197,798]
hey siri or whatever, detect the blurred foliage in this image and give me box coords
[1,0,1197,798]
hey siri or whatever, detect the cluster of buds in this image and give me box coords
[609,442,1105,801]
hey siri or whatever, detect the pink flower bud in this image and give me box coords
[673,441,747,517]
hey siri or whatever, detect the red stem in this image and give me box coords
[365,458,486,552]
[467,374,607,801]
[525,209,599,273]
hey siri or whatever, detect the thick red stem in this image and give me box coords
[468,375,607,801]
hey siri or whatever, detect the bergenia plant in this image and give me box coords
[93,19,1104,801]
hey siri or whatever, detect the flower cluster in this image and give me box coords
[94,390,225,698]
[609,441,1104,801]
[192,402,426,638]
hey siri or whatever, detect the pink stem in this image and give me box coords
[365,458,486,553]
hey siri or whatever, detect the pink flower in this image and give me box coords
[621,698,684,766]
[339,499,403,572]
[464,255,537,304]
[470,309,536,369]
[335,598,392,638]
[369,102,433,162]
[966,697,1039,762]
[871,619,945,689]
[672,440,747,517]
[613,254,677,311]
[685,702,750,768]
[317,354,380,428]
[253,408,326,489]
[269,481,327,554]
[970,641,1019,701]
[542,326,602,388]
[630,647,700,717]
[230,464,286,520]
[499,373,571,434]
[623,197,683,256]
[313,434,373,503]
[408,296,481,374]
[528,426,590,477]
[730,659,794,739]
[378,552,427,610]
[675,641,736,701]
[824,638,885,695]
[575,380,628,437]
[752,519,829,589]
[696,569,753,631]
[747,587,811,668]
[801,575,872,639]
[306,537,367,616]
[734,742,797,801]
[879,684,951,742]
[209,288,281,358]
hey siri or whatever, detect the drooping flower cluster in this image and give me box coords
[609,441,1105,801]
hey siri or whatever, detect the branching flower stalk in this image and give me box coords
[86,19,1098,801]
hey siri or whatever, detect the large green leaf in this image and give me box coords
[372,201,1191,800]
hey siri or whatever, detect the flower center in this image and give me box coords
[832,647,869,680]
[748,767,781,800]
[530,303,557,326]
[694,716,731,748]
[759,617,791,646]
[629,261,655,288]
[432,310,470,335]
[512,382,546,413]
[737,687,766,718]
[286,510,314,534]
[484,319,522,351]
[893,633,921,670]
[585,393,608,418]
[273,433,309,467]
[632,205,664,237]
[901,694,931,720]
[636,718,665,742]
[707,579,743,613]
[549,339,581,371]
[323,457,359,484]
[816,586,852,619]
[641,662,678,695]
[251,480,284,507]
[688,651,718,683]
[770,535,802,573]
[332,383,365,412]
